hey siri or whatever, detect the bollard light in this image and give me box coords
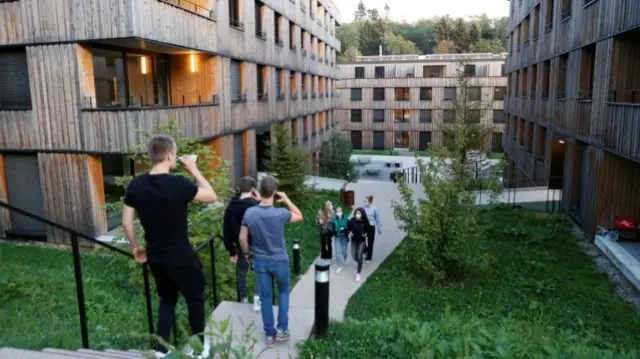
[293,239,301,276]
[314,258,330,338]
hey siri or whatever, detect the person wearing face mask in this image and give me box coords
[332,206,349,273]
[316,201,334,260]
[347,208,371,282]
[362,196,383,263]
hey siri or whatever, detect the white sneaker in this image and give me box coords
[355,274,361,281]
[335,266,342,274]
[366,260,371,264]
[154,351,169,358]
[253,295,261,312]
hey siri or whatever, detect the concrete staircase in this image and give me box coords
[0,347,148,358]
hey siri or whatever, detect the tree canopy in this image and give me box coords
[338,1,508,61]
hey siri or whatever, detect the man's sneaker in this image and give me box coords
[366,260,371,264]
[266,336,276,347]
[355,273,361,282]
[276,329,291,342]
[253,295,261,312]
[154,351,169,358]
[335,266,342,274]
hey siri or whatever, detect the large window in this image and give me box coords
[492,132,503,153]
[373,109,385,123]
[423,65,445,77]
[394,87,410,101]
[255,1,266,39]
[257,64,268,100]
[494,87,507,100]
[468,87,481,101]
[420,87,432,101]
[493,110,505,123]
[350,88,363,101]
[373,131,385,150]
[230,60,246,102]
[373,88,385,101]
[418,131,431,151]
[419,110,432,123]
[355,66,365,78]
[0,48,31,109]
[229,0,243,29]
[374,66,385,78]
[556,54,568,99]
[351,109,362,123]
[92,48,169,108]
[579,44,595,100]
[443,110,456,123]
[444,87,456,101]
[275,12,284,46]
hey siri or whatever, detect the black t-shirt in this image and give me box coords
[124,173,198,264]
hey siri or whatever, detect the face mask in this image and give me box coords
[336,211,343,217]
[355,213,362,220]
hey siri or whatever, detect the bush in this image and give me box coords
[299,314,638,359]
[264,125,309,203]
[317,133,357,181]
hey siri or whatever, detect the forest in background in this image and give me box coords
[338,0,509,61]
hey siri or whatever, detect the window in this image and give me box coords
[351,131,363,149]
[350,88,362,101]
[493,110,505,123]
[443,110,456,123]
[522,15,530,47]
[302,73,308,97]
[289,22,297,51]
[418,132,432,151]
[374,66,385,78]
[373,88,385,101]
[537,126,547,162]
[561,0,572,21]
[423,65,445,77]
[464,64,476,76]
[229,0,243,30]
[542,60,551,98]
[444,87,456,101]
[545,0,554,32]
[533,5,541,40]
[556,54,568,99]
[354,66,365,78]
[494,87,507,100]
[419,110,432,123]
[492,132,504,153]
[579,44,595,100]
[521,68,528,97]
[394,87,410,101]
[468,110,482,124]
[274,12,283,46]
[290,72,298,98]
[257,64,268,100]
[608,28,640,103]
[501,64,506,76]
[0,48,31,108]
[393,109,410,123]
[92,48,169,108]
[255,1,265,39]
[420,87,432,101]
[468,87,481,101]
[394,131,410,148]
[275,68,285,99]
[291,118,299,141]
[515,70,520,96]
[373,131,385,150]
[517,117,525,146]
[351,109,362,122]
[373,109,385,123]
[301,30,308,53]
[230,60,245,102]
[531,65,538,98]
[526,121,534,151]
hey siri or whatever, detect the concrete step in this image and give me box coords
[0,348,77,359]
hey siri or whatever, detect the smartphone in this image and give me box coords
[274,193,281,201]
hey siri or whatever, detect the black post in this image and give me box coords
[293,239,301,276]
[210,239,219,307]
[314,258,330,338]
[142,264,155,339]
[70,233,90,349]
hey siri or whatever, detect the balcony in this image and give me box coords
[159,0,215,19]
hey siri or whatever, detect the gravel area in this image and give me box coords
[572,225,640,314]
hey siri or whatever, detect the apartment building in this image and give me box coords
[504,0,640,234]
[0,0,341,242]
[336,53,507,151]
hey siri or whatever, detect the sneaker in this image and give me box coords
[154,351,169,358]
[335,266,342,274]
[253,295,261,312]
[240,297,248,304]
[366,260,371,264]
[355,274,361,281]
[266,336,276,347]
[276,329,291,342]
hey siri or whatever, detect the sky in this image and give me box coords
[335,0,510,23]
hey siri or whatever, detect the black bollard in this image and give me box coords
[314,258,330,338]
[293,239,301,276]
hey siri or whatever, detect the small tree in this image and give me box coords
[264,125,309,203]
[317,133,357,181]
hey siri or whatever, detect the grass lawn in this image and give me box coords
[301,207,640,357]
[0,189,338,351]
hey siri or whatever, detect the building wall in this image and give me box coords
[337,54,507,151]
[0,0,341,241]
[504,0,640,234]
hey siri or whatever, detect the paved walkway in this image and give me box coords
[209,182,407,359]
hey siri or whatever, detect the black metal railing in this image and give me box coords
[256,29,266,40]
[561,9,572,21]
[544,21,553,33]
[83,95,219,109]
[0,199,225,349]
[290,43,297,52]
[229,18,244,31]
[275,38,284,47]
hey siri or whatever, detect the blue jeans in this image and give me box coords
[334,236,349,266]
[253,258,290,337]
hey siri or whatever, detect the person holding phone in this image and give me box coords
[122,135,217,358]
[238,175,303,347]
[223,177,262,311]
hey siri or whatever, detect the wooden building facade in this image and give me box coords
[336,53,508,151]
[0,0,341,242]
[504,0,640,235]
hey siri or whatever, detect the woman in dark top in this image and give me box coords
[348,207,371,282]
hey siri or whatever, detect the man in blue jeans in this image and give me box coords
[239,175,303,346]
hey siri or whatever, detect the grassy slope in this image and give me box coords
[0,190,339,350]
[341,208,640,351]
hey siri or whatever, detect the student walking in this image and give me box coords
[332,206,349,273]
[238,176,304,347]
[122,135,217,358]
[316,201,334,260]
[348,208,371,282]
[222,176,262,312]
[362,196,383,263]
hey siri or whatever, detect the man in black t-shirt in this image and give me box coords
[122,135,217,357]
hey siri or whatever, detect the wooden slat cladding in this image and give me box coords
[338,59,505,80]
[169,54,218,105]
[38,153,108,244]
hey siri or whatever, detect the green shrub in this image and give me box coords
[317,133,357,181]
[299,314,638,359]
[264,125,309,203]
